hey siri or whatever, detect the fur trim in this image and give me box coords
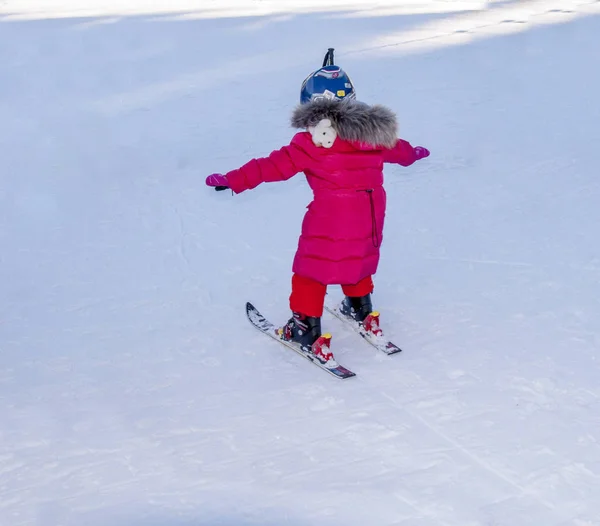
[291,99,397,148]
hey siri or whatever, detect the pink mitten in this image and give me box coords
[413,146,430,160]
[205,173,229,191]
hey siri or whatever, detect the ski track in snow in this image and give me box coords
[2,1,600,525]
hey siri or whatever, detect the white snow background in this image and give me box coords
[1,0,600,525]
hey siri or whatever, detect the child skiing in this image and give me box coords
[206,48,430,366]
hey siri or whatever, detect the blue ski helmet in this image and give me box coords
[300,48,356,104]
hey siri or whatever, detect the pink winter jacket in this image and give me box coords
[225,99,419,286]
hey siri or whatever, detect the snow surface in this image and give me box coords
[2,1,600,525]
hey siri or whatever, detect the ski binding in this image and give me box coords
[325,300,402,355]
[246,302,356,379]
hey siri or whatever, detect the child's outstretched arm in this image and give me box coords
[206,138,312,194]
[382,139,429,166]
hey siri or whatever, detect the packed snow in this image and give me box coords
[1,1,600,525]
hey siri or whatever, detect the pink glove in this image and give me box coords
[205,173,229,191]
[413,146,430,160]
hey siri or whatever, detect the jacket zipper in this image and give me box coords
[357,189,380,248]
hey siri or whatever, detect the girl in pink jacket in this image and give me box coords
[206,49,429,364]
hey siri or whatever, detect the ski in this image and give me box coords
[325,300,403,355]
[245,302,356,379]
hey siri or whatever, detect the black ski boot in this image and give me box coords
[339,294,383,337]
[280,312,334,363]
[340,293,373,323]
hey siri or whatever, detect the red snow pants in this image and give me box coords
[289,273,374,318]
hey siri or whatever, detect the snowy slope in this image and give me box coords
[2,1,600,525]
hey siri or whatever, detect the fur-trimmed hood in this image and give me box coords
[291,99,398,149]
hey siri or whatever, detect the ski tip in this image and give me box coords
[245,302,258,320]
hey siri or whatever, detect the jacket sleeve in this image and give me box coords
[225,139,311,194]
[382,138,418,167]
